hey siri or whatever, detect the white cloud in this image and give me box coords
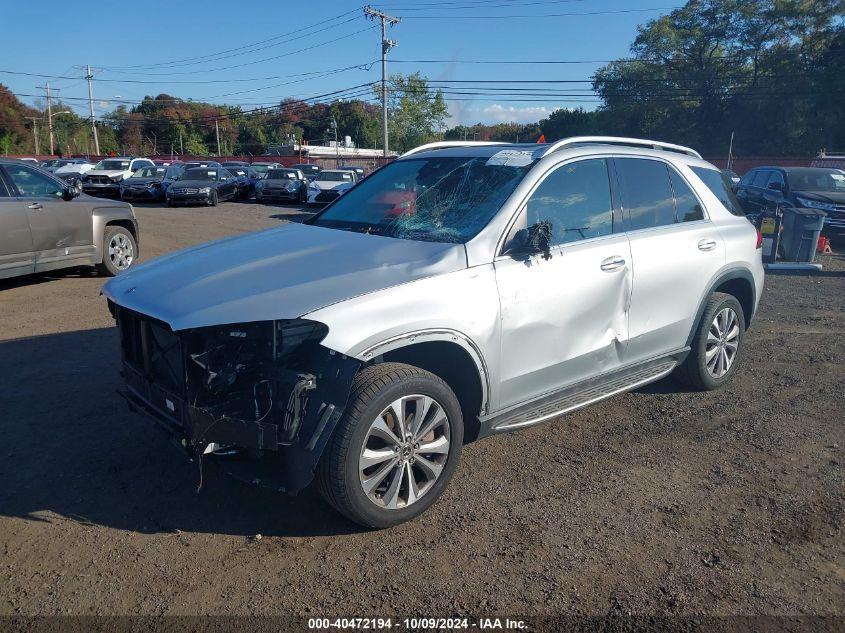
[447,102,554,126]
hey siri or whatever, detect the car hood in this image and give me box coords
[263,179,299,188]
[311,180,352,191]
[85,169,128,178]
[123,176,163,185]
[102,222,467,331]
[55,164,93,174]
[792,190,845,205]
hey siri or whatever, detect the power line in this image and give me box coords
[396,5,682,18]
[98,7,364,71]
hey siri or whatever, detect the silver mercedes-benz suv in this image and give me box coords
[103,137,764,528]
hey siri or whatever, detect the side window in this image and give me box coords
[4,165,63,198]
[524,158,613,245]
[690,167,746,216]
[668,167,704,222]
[0,173,9,197]
[739,170,756,186]
[766,171,785,190]
[615,158,676,231]
[751,170,770,188]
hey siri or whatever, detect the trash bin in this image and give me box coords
[780,207,826,263]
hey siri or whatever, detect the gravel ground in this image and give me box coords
[0,200,842,621]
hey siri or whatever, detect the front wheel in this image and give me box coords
[97,226,137,276]
[317,363,463,528]
[675,292,745,390]
[208,191,218,207]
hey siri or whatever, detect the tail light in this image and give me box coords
[755,228,763,249]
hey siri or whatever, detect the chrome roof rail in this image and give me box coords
[541,136,702,159]
[399,141,508,158]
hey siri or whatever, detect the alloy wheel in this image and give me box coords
[358,394,451,509]
[108,233,134,271]
[705,307,739,378]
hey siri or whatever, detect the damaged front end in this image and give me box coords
[110,302,360,493]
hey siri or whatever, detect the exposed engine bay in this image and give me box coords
[110,302,361,493]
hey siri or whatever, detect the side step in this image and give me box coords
[485,355,682,434]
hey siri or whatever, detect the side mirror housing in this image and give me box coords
[506,220,553,259]
[62,186,78,201]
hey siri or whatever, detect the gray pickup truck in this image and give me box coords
[0,158,139,280]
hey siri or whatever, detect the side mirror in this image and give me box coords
[506,220,553,259]
[767,181,784,192]
[62,186,78,201]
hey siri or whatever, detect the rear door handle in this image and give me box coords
[27,203,43,210]
[698,238,717,252]
[600,255,626,272]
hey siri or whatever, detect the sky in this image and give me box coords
[0,0,677,131]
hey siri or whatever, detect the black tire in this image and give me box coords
[317,362,464,529]
[208,191,218,207]
[675,292,745,390]
[96,225,137,277]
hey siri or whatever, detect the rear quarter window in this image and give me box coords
[691,166,745,216]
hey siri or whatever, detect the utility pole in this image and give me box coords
[26,117,40,155]
[37,83,58,155]
[83,65,100,155]
[179,131,184,155]
[215,119,221,157]
[331,116,339,167]
[364,6,400,157]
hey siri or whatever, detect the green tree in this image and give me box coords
[384,73,449,153]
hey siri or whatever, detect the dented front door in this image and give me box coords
[492,157,631,411]
[494,235,632,410]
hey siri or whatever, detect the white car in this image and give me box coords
[307,169,357,206]
[54,159,96,185]
[104,136,764,528]
[80,157,155,197]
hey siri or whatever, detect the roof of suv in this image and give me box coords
[403,138,713,170]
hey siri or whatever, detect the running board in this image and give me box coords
[484,354,684,434]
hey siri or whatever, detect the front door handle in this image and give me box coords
[27,203,43,210]
[600,255,626,272]
[698,238,717,252]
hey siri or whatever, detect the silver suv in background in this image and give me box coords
[104,137,763,528]
[0,159,139,279]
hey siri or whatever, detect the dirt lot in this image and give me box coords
[0,200,842,622]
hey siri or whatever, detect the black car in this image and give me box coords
[338,165,365,180]
[292,163,320,180]
[166,167,238,206]
[222,165,261,199]
[735,166,845,235]
[250,162,282,179]
[120,165,183,202]
[183,160,223,170]
[255,168,308,203]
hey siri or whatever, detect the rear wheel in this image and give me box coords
[675,292,745,390]
[317,363,463,528]
[97,226,137,276]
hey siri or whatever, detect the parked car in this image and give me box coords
[255,168,308,203]
[103,137,764,528]
[222,164,261,199]
[0,158,139,279]
[338,165,365,180]
[40,159,62,171]
[54,159,96,186]
[166,167,238,206]
[120,165,183,202]
[735,166,845,235]
[80,157,156,197]
[306,169,357,205]
[250,161,282,178]
[183,161,223,170]
[17,157,40,165]
[292,163,321,180]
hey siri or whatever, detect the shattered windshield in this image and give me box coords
[311,156,532,243]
